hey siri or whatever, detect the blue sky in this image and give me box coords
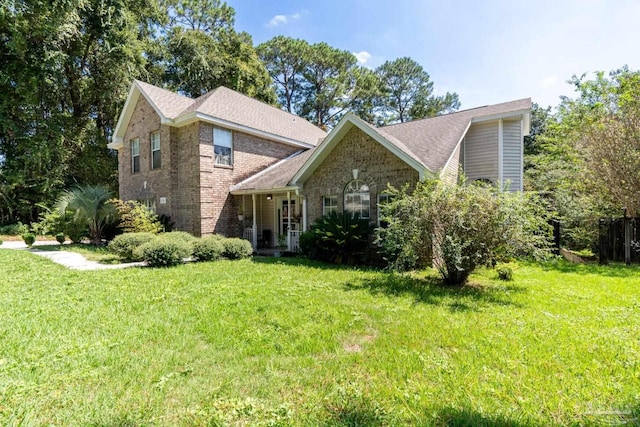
[230,0,640,110]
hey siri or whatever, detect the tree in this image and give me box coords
[297,42,357,128]
[376,57,460,124]
[57,185,117,245]
[378,180,552,285]
[565,67,640,218]
[0,0,159,223]
[158,0,275,102]
[257,36,310,112]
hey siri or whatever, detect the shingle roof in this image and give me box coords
[135,80,194,119]
[135,81,326,146]
[231,149,315,192]
[380,98,531,172]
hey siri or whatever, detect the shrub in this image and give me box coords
[0,238,3,246]
[496,265,513,281]
[222,238,253,260]
[110,199,163,234]
[22,232,36,247]
[0,223,28,236]
[299,231,320,259]
[139,235,192,267]
[56,233,66,245]
[109,232,156,262]
[378,180,553,285]
[306,211,372,265]
[193,236,225,261]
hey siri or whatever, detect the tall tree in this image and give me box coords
[297,42,357,129]
[0,0,158,222]
[257,36,310,112]
[565,66,640,217]
[376,57,459,124]
[158,0,275,102]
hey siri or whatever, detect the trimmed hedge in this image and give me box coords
[139,235,193,267]
[222,238,253,260]
[193,236,225,262]
[109,232,156,262]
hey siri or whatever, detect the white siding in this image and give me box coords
[462,121,499,183]
[440,142,462,185]
[502,119,523,192]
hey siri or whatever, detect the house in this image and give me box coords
[110,81,531,250]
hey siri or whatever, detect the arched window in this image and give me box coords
[344,179,370,219]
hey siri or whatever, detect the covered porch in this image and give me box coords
[234,189,308,253]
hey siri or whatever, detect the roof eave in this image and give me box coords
[230,185,300,196]
[173,112,317,149]
[470,108,531,124]
[110,81,170,150]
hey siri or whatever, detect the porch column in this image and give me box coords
[252,194,257,250]
[287,191,292,250]
[302,197,307,231]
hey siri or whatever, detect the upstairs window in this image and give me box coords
[344,179,370,219]
[214,127,233,166]
[151,131,161,169]
[323,195,338,216]
[131,138,140,173]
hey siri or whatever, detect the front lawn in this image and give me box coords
[0,251,638,425]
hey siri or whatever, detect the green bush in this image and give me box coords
[22,232,36,247]
[109,232,156,262]
[193,236,225,261]
[55,233,66,245]
[139,235,192,267]
[496,265,513,281]
[110,199,163,234]
[0,238,3,246]
[0,223,28,236]
[222,238,253,260]
[306,211,372,265]
[378,180,553,285]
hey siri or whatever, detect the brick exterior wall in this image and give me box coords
[199,124,299,236]
[119,96,175,219]
[302,126,419,225]
[118,96,301,236]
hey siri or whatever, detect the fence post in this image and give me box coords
[624,216,631,265]
[599,219,608,265]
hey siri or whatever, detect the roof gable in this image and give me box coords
[381,98,531,172]
[291,113,429,185]
[109,81,326,150]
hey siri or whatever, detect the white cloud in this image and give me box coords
[353,51,372,65]
[540,75,559,89]
[267,12,302,28]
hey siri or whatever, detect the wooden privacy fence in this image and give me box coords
[599,217,640,264]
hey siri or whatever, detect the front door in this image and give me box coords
[275,197,298,245]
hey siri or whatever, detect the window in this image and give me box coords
[142,198,156,213]
[214,127,232,166]
[131,138,140,173]
[344,179,370,219]
[323,195,338,216]
[151,131,161,169]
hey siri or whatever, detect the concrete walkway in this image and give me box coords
[0,240,145,270]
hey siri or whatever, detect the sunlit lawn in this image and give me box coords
[0,249,638,426]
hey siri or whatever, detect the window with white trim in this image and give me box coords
[322,195,338,216]
[213,127,233,166]
[151,131,161,169]
[344,179,370,219]
[131,138,140,173]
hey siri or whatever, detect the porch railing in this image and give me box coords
[242,227,256,251]
[289,230,302,252]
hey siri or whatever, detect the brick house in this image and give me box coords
[110,80,531,250]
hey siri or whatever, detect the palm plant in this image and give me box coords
[56,185,116,245]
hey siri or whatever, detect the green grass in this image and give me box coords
[0,251,638,426]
